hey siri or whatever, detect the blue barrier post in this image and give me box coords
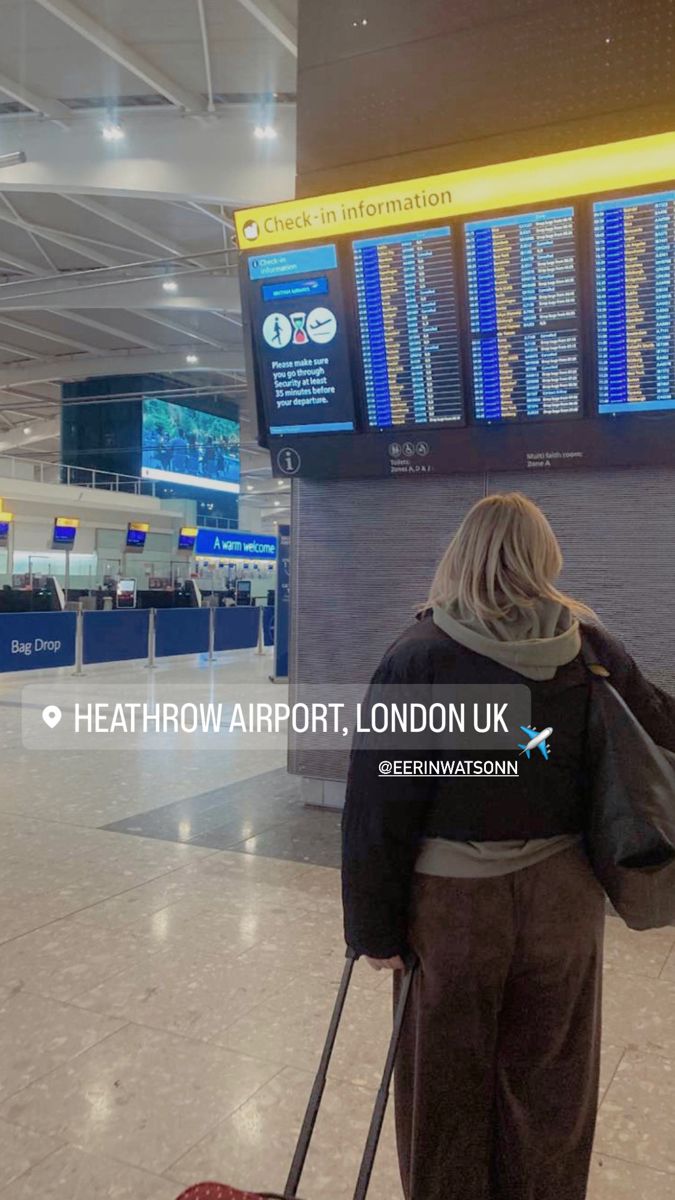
[73,603,83,676]
[208,605,215,662]
[146,608,156,670]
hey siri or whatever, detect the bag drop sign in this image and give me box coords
[11,638,62,657]
[0,613,76,673]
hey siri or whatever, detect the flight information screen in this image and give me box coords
[352,226,464,429]
[594,189,675,415]
[465,207,581,421]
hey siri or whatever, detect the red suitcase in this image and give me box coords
[174,949,416,1200]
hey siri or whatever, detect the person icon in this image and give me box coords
[262,312,292,349]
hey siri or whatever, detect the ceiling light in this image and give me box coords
[246,485,254,492]
[0,151,27,170]
[274,500,280,507]
[162,279,178,293]
[23,425,31,435]
[185,353,199,365]
[253,124,277,141]
[102,121,125,142]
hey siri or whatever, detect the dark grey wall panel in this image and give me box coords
[487,469,675,690]
[297,0,675,179]
[288,475,484,778]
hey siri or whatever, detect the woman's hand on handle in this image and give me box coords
[366,955,406,972]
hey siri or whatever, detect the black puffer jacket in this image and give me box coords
[341,616,675,958]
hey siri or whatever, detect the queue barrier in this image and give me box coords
[83,609,150,664]
[215,605,260,652]
[0,610,76,673]
[155,607,210,659]
[263,605,275,647]
[0,605,274,673]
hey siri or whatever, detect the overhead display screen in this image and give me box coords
[236,131,675,480]
[246,244,357,436]
[142,398,239,494]
[352,227,464,428]
[465,207,581,421]
[594,189,675,415]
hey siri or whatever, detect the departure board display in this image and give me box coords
[246,244,357,436]
[352,227,464,429]
[594,190,675,415]
[465,208,581,422]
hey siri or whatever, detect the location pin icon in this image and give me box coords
[42,705,62,729]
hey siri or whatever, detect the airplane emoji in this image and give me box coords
[518,725,553,760]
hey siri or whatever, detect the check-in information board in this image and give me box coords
[237,131,675,479]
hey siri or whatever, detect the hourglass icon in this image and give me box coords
[290,311,309,345]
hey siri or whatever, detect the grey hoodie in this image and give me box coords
[415,598,583,879]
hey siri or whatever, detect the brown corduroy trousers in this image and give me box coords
[394,846,605,1200]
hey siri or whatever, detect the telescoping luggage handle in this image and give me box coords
[277,946,417,1200]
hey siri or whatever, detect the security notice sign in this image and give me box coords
[246,245,358,437]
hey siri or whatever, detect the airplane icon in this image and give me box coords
[309,316,333,331]
[518,725,553,760]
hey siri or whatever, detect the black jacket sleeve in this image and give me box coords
[583,622,675,752]
[341,646,435,959]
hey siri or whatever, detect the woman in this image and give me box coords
[342,492,675,1200]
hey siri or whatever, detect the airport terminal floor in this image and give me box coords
[0,650,673,1200]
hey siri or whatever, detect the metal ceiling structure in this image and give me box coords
[0,0,297,513]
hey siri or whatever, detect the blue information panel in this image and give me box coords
[247,245,357,436]
[352,227,464,428]
[594,189,675,415]
[465,208,581,421]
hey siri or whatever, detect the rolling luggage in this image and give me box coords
[174,949,416,1200]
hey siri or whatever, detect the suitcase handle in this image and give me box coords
[282,947,417,1200]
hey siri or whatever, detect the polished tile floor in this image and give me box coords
[0,653,674,1198]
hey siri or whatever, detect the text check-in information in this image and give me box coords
[465,208,581,421]
[248,244,357,435]
[353,227,464,429]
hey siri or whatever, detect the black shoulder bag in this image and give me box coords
[583,646,675,930]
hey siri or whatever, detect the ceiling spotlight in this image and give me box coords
[274,500,280,507]
[185,353,199,365]
[162,279,178,293]
[253,124,277,140]
[0,151,27,170]
[102,121,125,142]
[23,425,32,435]
[246,484,254,491]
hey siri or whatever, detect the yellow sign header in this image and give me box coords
[235,131,675,249]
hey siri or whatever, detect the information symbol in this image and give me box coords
[276,447,301,476]
[263,313,292,349]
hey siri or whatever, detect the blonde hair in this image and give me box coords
[424,492,595,624]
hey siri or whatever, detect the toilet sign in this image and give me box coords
[0,612,76,673]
